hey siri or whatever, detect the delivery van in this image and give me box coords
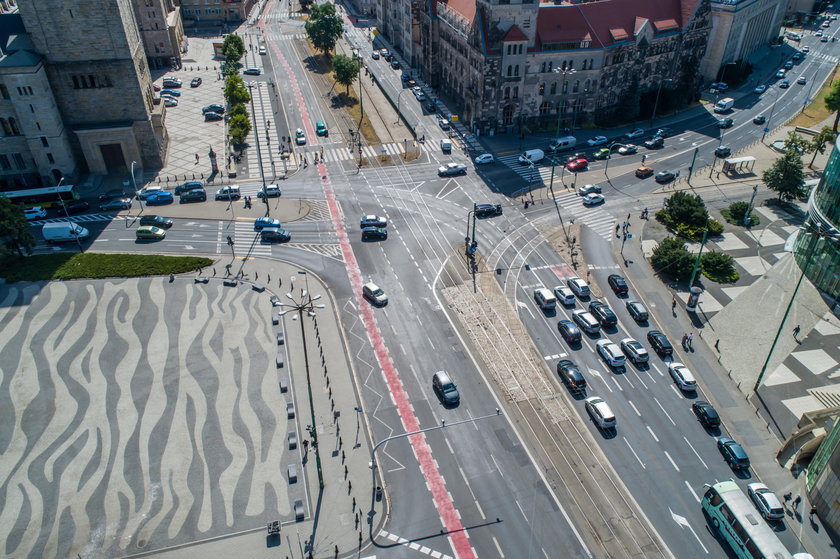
[518,149,545,165]
[440,138,452,153]
[43,222,90,243]
[713,97,734,113]
[548,136,577,152]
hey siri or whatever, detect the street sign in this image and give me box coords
[763,128,770,133]
[627,234,633,239]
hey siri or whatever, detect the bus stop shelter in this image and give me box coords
[722,156,756,175]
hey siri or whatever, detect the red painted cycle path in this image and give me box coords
[266,22,476,559]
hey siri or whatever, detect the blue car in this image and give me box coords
[160,89,181,97]
[254,217,281,230]
[145,191,174,205]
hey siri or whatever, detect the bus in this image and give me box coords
[702,480,794,559]
[0,184,80,208]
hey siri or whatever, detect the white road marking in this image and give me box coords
[670,509,708,553]
[515,499,529,522]
[624,437,646,468]
[653,397,676,426]
[683,436,709,469]
[664,450,680,471]
[492,536,505,558]
[627,400,641,416]
[646,425,659,442]
[515,299,535,319]
[684,481,701,503]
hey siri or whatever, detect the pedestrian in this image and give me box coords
[794,495,802,509]
[810,504,817,521]
[793,324,801,338]
[682,333,688,348]
[687,332,693,350]
[303,439,309,453]
[195,153,200,164]
[616,224,620,236]
[627,213,631,220]
[672,298,677,312]
[783,492,792,507]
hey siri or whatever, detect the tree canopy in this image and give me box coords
[0,197,35,257]
[304,3,344,56]
[651,237,694,282]
[224,74,250,106]
[229,114,252,145]
[222,34,245,64]
[808,126,838,167]
[762,150,806,201]
[332,54,358,94]
[824,79,840,132]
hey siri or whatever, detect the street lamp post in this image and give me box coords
[762,87,781,142]
[276,272,327,489]
[130,161,144,212]
[245,81,268,213]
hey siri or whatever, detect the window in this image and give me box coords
[539,101,551,115]
[569,60,574,70]
[0,84,8,99]
[0,154,9,170]
[513,86,519,98]
[506,44,511,55]
[502,104,514,125]
[550,82,557,94]
[523,17,530,28]
[16,86,33,96]
[12,153,25,170]
[573,80,579,93]
[8,117,19,135]
[40,136,48,147]
[47,153,55,164]
[562,81,568,94]
[0,118,10,136]
[504,87,510,99]
[514,65,519,76]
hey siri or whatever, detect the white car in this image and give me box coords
[566,277,590,297]
[747,483,785,520]
[587,136,608,147]
[371,51,380,60]
[257,184,281,198]
[753,84,767,94]
[578,184,601,196]
[625,128,645,139]
[360,215,387,228]
[803,45,810,52]
[585,396,616,429]
[24,206,47,220]
[474,153,494,164]
[295,128,306,145]
[553,286,576,306]
[596,340,626,369]
[797,76,807,85]
[136,185,164,200]
[259,45,267,55]
[669,362,697,391]
[164,97,178,107]
[582,193,605,206]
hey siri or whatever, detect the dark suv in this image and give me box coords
[179,188,207,203]
[99,188,131,201]
[647,330,673,357]
[175,181,204,195]
[718,437,750,470]
[588,301,617,327]
[557,360,586,393]
[625,301,649,322]
[557,319,582,344]
[607,274,628,296]
[475,204,503,218]
[139,214,173,229]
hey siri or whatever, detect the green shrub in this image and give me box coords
[721,201,760,227]
[707,218,724,236]
[0,253,213,282]
[701,251,739,283]
[650,237,695,282]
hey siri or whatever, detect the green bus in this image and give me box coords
[0,184,80,208]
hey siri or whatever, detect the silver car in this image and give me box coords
[747,483,784,520]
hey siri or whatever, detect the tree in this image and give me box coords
[0,197,35,257]
[222,34,245,65]
[701,251,739,283]
[304,3,343,57]
[614,74,641,122]
[808,126,838,167]
[763,150,806,201]
[824,79,840,132]
[230,103,248,118]
[228,114,251,145]
[650,237,694,282]
[224,75,250,106]
[783,131,810,154]
[332,54,358,95]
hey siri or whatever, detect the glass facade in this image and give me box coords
[792,136,840,299]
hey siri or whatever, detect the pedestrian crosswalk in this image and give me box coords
[307,141,427,163]
[548,189,616,241]
[233,221,272,257]
[496,152,570,184]
[244,83,297,180]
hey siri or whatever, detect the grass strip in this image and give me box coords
[1,253,213,282]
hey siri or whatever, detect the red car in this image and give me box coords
[566,158,589,172]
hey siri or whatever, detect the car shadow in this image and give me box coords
[731,469,753,480]
[597,426,618,440]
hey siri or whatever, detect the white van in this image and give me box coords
[534,287,556,310]
[518,149,545,165]
[549,136,577,152]
[713,97,734,113]
[215,185,241,200]
[440,139,452,153]
[42,222,90,243]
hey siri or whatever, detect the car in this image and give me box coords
[390,59,400,69]
[316,121,328,136]
[215,186,240,200]
[474,153,495,164]
[797,76,807,85]
[380,48,389,56]
[145,191,174,205]
[618,144,638,155]
[564,152,590,163]
[635,166,654,178]
[136,186,164,200]
[424,101,436,113]
[259,45,267,55]
[438,163,467,176]
[753,115,766,124]
[557,360,586,392]
[243,68,262,75]
[669,362,697,391]
[360,215,387,228]
[710,82,728,91]
[432,371,460,405]
[254,217,282,230]
[136,225,166,240]
[202,104,225,114]
[554,286,576,306]
[415,91,427,102]
[204,111,223,121]
[625,128,645,139]
[585,396,616,429]
[139,214,173,229]
[371,51,380,59]
[572,309,600,334]
[566,277,590,298]
[717,437,750,470]
[190,77,202,87]
[714,145,731,158]
[607,274,628,295]
[792,53,802,61]
[592,147,610,159]
[589,301,617,327]
[779,80,790,88]
[179,188,206,203]
[647,330,673,356]
[99,188,131,201]
[363,282,387,306]
[566,158,588,172]
[361,226,387,240]
[175,181,204,195]
[625,300,649,322]
[153,84,161,91]
[578,184,602,196]
[57,200,90,216]
[832,15,837,20]
[620,338,649,364]
[582,193,604,206]
[654,127,672,138]
[474,203,502,217]
[557,319,582,344]
[655,170,676,183]
[691,401,721,428]
[823,19,831,27]
[295,128,306,145]
[164,97,178,107]
[160,89,180,97]
[753,84,767,94]
[784,60,794,70]
[100,198,132,211]
[162,78,181,88]
[257,184,282,198]
[260,227,291,243]
[816,30,823,36]
[747,484,784,520]
[586,136,608,147]
[438,118,450,130]
[384,53,394,62]
[717,117,734,128]
[596,340,625,368]
[821,35,829,42]
[803,45,810,52]
[643,136,665,149]
[23,206,47,220]
[775,69,786,79]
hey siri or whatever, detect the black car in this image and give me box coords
[625,300,649,322]
[557,319,582,344]
[204,112,224,121]
[99,188,131,201]
[647,330,673,356]
[139,214,173,229]
[588,301,617,327]
[202,104,225,114]
[644,136,664,149]
[179,188,207,203]
[432,371,460,406]
[718,118,734,129]
[753,115,766,125]
[424,101,436,113]
[475,204,503,218]
[175,181,204,195]
[718,437,750,470]
[607,274,628,296]
[557,360,586,393]
[655,170,676,183]
[361,226,387,240]
[692,401,721,428]
[565,152,590,163]
[57,200,90,215]
[190,77,202,87]
[714,145,731,158]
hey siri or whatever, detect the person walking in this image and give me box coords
[793,495,802,510]
[195,153,200,164]
[783,492,793,508]
[793,324,801,341]
[687,332,693,350]
[672,298,677,312]
[810,504,817,521]
[681,333,688,349]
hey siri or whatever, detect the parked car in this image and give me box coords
[162,78,182,87]
[136,225,166,240]
[175,181,204,195]
[625,300,649,322]
[586,136,608,146]
[475,153,495,164]
[204,111,223,121]
[243,68,262,75]
[717,437,750,470]
[391,59,401,69]
[160,89,181,97]
[361,227,387,240]
[669,362,697,391]
[99,188,131,201]
[360,215,387,228]
[139,214,173,229]
[635,166,654,178]
[438,118,450,130]
[557,360,586,393]
[145,191,174,205]
[655,170,676,183]
[202,104,225,114]
[24,206,47,220]
[432,371,460,405]
[585,396,616,429]
[607,274,628,295]
[691,401,721,428]
[578,184,602,196]
[620,338,649,364]
[582,193,605,206]
[164,97,178,107]
[557,319,582,344]
[747,484,785,521]
[588,301,617,327]
[190,77,202,87]
[257,184,282,198]
[254,217,282,230]
[179,188,206,203]
[57,200,91,216]
[647,330,673,356]
[99,198,132,211]
[475,203,502,217]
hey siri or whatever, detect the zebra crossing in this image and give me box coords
[233,221,272,256]
[244,83,297,180]
[311,141,427,163]
[549,189,616,240]
[496,152,568,184]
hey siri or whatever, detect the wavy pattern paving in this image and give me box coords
[0,279,289,558]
